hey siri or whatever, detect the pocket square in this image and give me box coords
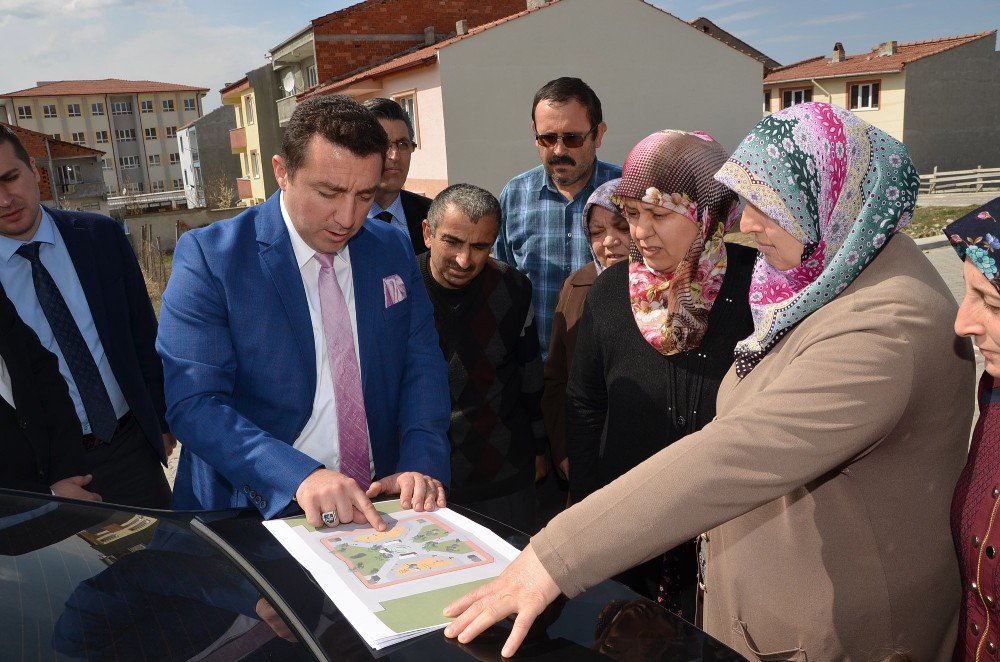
[383,274,407,307]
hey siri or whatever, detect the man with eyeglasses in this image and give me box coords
[363,98,432,255]
[494,77,621,361]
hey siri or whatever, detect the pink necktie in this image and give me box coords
[315,252,372,489]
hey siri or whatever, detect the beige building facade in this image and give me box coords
[0,80,207,197]
[221,78,268,206]
[311,0,763,197]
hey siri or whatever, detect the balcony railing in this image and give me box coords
[56,181,108,199]
[230,127,247,153]
[237,177,253,200]
[277,95,298,127]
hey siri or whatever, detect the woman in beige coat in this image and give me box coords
[444,103,975,660]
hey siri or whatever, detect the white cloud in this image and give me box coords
[801,12,868,26]
[716,7,774,23]
[698,0,751,12]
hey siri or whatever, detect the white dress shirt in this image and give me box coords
[280,194,373,476]
[0,356,12,407]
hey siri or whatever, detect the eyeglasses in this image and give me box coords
[534,126,597,149]
[387,139,416,155]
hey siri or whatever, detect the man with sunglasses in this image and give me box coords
[494,77,621,362]
[363,98,432,255]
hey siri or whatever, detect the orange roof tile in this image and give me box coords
[2,123,104,158]
[2,78,209,98]
[219,77,250,96]
[306,0,564,97]
[765,31,996,84]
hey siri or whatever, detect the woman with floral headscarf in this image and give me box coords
[443,103,975,661]
[946,196,1000,661]
[563,131,754,615]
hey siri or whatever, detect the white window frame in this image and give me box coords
[391,91,419,148]
[58,164,82,185]
[781,87,812,109]
[101,158,113,171]
[169,152,180,165]
[250,150,260,179]
[140,100,153,113]
[165,126,177,139]
[148,154,161,166]
[245,95,255,125]
[849,81,881,111]
[172,178,183,189]
[96,130,109,144]
[71,132,86,145]
[115,129,136,142]
[67,103,82,117]
[43,104,57,118]
[111,101,132,115]
[17,106,32,119]
[144,127,158,140]
[91,102,105,116]
[162,99,175,112]
[307,65,318,88]
[151,180,165,192]
[183,98,196,112]
[119,156,139,170]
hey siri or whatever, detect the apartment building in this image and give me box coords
[0,79,208,197]
[220,65,284,206]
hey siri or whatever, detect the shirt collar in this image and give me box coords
[279,191,350,269]
[368,193,405,223]
[539,159,601,201]
[0,206,55,263]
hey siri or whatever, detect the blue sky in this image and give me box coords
[0,0,996,112]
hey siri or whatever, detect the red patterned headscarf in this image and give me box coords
[615,130,740,355]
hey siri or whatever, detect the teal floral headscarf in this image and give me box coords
[714,102,919,377]
[944,197,1000,293]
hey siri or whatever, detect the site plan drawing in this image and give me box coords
[263,501,518,650]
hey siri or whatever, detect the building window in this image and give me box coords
[43,104,57,118]
[151,180,165,193]
[67,103,82,117]
[781,88,812,109]
[849,81,880,110]
[71,132,86,145]
[144,127,158,140]
[119,156,139,169]
[17,106,32,120]
[763,91,772,113]
[115,129,136,142]
[169,152,180,165]
[91,102,105,116]
[307,65,318,88]
[140,100,153,113]
[51,133,61,141]
[162,99,175,112]
[183,98,196,112]
[172,178,183,189]
[148,154,161,166]
[101,158,113,171]
[179,136,185,151]
[250,150,260,179]
[96,130,109,144]
[58,165,82,184]
[183,171,189,185]
[111,101,132,115]
[165,126,177,138]
[245,96,255,125]
[392,92,418,146]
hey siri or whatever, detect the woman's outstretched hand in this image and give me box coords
[443,544,562,657]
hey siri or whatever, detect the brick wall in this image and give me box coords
[3,124,55,201]
[312,0,527,82]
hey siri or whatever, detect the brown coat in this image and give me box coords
[532,234,975,661]
[542,262,598,467]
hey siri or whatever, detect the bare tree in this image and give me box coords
[203,172,238,210]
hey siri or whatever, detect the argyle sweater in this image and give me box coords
[419,254,546,503]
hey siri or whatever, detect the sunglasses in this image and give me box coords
[534,126,597,149]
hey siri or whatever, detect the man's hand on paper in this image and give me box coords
[366,472,447,512]
[295,468,387,531]
[443,544,561,658]
[256,597,297,642]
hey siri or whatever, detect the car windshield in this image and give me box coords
[0,491,312,661]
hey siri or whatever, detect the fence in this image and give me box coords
[135,223,170,300]
[920,166,1000,194]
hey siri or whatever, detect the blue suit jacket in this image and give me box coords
[158,193,451,518]
[46,207,168,462]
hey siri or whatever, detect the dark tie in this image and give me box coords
[375,211,393,223]
[16,242,118,443]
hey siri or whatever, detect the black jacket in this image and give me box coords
[400,190,432,255]
[0,286,83,493]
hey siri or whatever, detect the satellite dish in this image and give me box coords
[282,71,296,95]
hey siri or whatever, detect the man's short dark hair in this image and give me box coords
[362,97,415,142]
[427,184,501,236]
[281,95,388,176]
[0,124,32,168]
[531,77,603,128]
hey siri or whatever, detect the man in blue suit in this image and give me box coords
[158,96,451,528]
[0,124,172,508]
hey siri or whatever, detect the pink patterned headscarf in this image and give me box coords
[616,130,740,356]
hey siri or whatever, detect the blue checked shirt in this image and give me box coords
[494,160,622,359]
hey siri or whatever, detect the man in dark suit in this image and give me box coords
[158,96,451,528]
[0,285,100,500]
[362,98,431,255]
[0,124,172,508]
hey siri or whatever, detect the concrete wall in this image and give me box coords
[357,65,449,197]
[123,206,239,252]
[903,35,1000,173]
[438,0,763,196]
[193,105,242,207]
